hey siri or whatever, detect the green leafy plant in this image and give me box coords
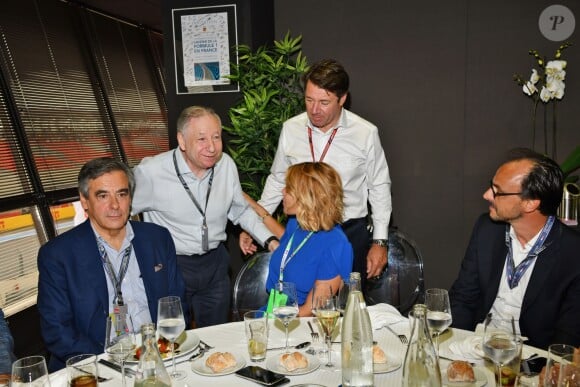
[224,33,309,200]
[561,145,580,183]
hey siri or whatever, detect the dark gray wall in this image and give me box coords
[274,0,580,290]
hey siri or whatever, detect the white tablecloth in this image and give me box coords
[49,316,539,386]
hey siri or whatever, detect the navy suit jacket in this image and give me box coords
[37,220,186,371]
[449,214,580,349]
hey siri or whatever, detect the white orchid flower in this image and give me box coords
[523,69,539,95]
[547,79,565,99]
[540,86,552,102]
[545,60,567,82]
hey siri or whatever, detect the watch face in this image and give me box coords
[373,239,387,247]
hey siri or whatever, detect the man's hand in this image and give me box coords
[239,231,258,255]
[366,244,388,278]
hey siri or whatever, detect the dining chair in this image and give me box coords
[231,251,272,321]
[364,228,425,316]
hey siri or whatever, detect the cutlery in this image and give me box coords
[98,359,136,376]
[268,341,311,351]
[307,321,319,342]
[384,324,408,344]
[438,355,475,366]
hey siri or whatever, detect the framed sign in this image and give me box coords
[172,4,239,94]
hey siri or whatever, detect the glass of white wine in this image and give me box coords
[105,314,136,387]
[312,283,340,368]
[157,295,187,380]
[482,315,521,387]
[272,281,299,353]
[425,288,452,355]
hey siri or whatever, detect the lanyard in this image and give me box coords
[97,238,132,306]
[279,227,314,282]
[505,215,555,289]
[308,126,338,162]
[173,149,214,251]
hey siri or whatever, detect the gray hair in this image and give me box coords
[78,157,135,198]
[176,106,222,135]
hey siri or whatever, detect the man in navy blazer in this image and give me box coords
[450,148,580,350]
[38,158,186,371]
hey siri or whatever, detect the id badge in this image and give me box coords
[201,223,209,251]
[113,303,128,334]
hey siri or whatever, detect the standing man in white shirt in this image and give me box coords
[241,59,392,291]
[132,106,278,328]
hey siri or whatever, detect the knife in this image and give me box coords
[98,359,136,376]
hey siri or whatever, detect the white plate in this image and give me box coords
[127,330,200,364]
[266,353,321,376]
[442,367,487,387]
[373,358,402,374]
[191,351,246,376]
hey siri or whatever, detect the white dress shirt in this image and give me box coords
[132,149,272,255]
[92,222,152,331]
[489,226,541,334]
[259,109,392,240]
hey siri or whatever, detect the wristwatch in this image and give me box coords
[264,236,279,249]
[372,239,388,247]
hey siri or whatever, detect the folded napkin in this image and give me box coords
[367,303,406,330]
[445,336,485,363]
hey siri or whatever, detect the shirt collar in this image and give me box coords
[91,221,134,252]
[306,108,346,134]
[509,225,541,253]
[175,147,213,180]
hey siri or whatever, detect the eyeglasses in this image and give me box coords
[489,180,522,198]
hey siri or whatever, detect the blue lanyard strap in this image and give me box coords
[97,238,133,306]
[505,215,555,289]
[279,228,314,282]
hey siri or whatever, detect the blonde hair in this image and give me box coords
[285,162,344,231]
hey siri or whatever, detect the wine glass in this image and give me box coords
[157,295,187,380]
[105,314,136,387]
[336,279,350,316]
[482,316,521,387]
[272,282,299,353]
[312,284,340,368]
[11,355,51,386]
[425,288,452,355]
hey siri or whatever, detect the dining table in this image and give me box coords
[48,309,545,386]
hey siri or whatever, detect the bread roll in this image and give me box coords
[205,352,237,373]
[372,344,388,364]
[447,360,475,382]
[280,351,308,371]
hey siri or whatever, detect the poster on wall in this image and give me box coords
[172,5,239,94]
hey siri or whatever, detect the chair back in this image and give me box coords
[231,251,272,321]
[364,228,425,315]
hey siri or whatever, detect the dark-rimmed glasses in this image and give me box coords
[489,180,522,198]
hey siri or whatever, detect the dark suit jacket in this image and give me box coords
[37,220,186,371]
[449,214,580,350]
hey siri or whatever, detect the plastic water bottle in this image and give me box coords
[341,272,374,386]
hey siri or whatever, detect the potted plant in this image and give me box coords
[224,33,309,200]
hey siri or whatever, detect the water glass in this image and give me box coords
[12,355,51,386]
[545,344,576,387]
[244,310,268,362]
[66,354,98,387]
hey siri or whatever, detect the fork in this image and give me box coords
[199,340,214,350]
[384,324,408,344]
[307,320,319,342]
